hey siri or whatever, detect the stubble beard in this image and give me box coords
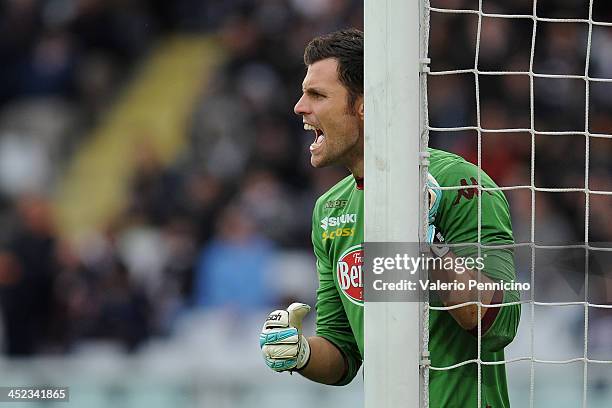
[311,107,363,170]
[311,132,361,169]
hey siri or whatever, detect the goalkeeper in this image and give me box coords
[260,28,520,408]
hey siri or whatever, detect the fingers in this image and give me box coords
[427,172,441,189]
[262,343,299,359]
[287,303,311,332]
[261,304,311,373]
[263,309,290,329]
[264,357,298,371]
[260,328,298,348]
[427,180,442,222]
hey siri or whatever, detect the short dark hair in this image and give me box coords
[304,28,363,111]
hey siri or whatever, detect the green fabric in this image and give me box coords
[311,148,520,405]
[312,174,364,385]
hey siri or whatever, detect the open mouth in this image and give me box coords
[304,123,325,151]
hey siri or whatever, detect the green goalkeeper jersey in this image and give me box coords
[312,148,520,408]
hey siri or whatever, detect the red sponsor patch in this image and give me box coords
[337,245,363,305]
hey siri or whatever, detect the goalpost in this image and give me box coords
[364,0,428,407]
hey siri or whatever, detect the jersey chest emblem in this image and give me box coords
[337,244,364,306]
[452,177,493,205]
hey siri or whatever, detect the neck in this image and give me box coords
[345,130,364,179]
[347,158,363,180]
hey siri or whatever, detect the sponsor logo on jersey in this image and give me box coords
[337,244,363,306]
[324,199,348,209]
[322,227,355,240]
[320,213,357,230]
[453,177,493,205]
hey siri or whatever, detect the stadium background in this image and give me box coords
[0,0,609,406]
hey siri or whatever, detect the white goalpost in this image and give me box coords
[364,0,429,407]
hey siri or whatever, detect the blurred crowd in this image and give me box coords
[0,0,609,362]
[0,0,361,355]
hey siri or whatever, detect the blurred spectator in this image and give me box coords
[89,259,150,351]
[125,139,181,226]
[153,218,198,332]
[0,195,59,355]
[182,170,229,245]
[193,204,278,311]
[237,169,308,246]
[51,224,153,352]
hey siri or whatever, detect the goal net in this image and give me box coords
[365,0,612,407]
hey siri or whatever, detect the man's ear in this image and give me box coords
[358,98,364,120]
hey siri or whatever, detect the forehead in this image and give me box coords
[302,58,342,89]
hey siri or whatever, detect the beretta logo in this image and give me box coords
[337,244,363,306]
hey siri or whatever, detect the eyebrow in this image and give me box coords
[303,86,327,96]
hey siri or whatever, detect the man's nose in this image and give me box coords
[294,95,308,115]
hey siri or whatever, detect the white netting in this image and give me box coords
[423,0,612,407]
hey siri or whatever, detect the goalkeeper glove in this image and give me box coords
[260,303,311,372]
[426,173,449,257]
[427,172,442,225]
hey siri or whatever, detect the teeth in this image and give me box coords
[304,123,317,131]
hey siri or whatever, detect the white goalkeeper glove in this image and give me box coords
[260,303,311,372]
[426,173,449,257]
[427,172,442,225]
